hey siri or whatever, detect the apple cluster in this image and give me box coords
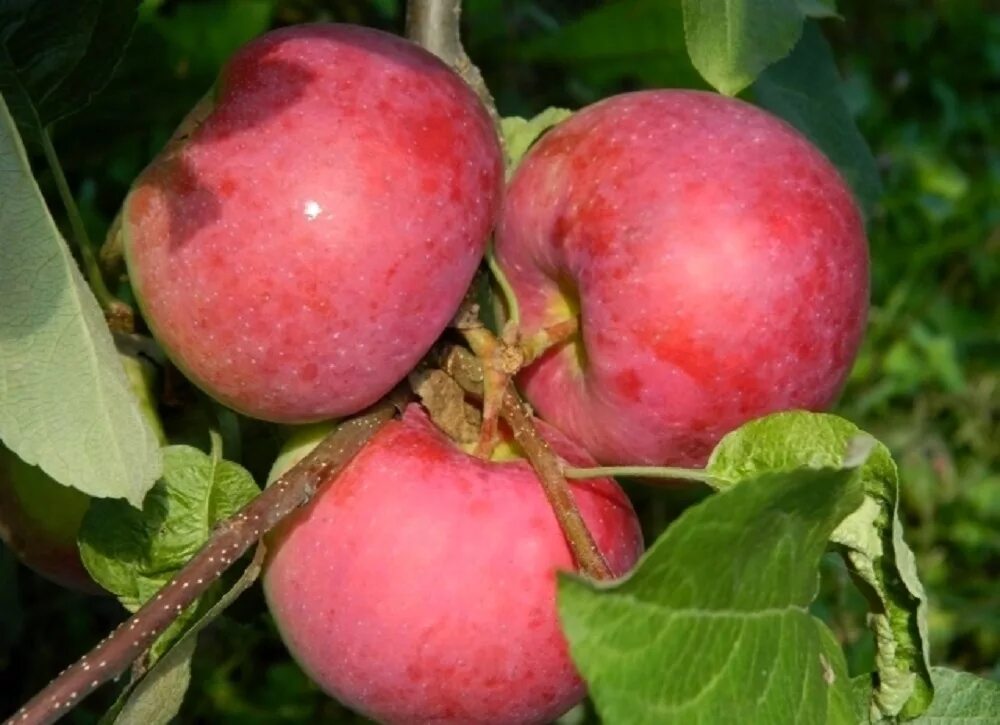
[3,21,869,725]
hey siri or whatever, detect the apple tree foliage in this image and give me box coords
[0,0,161,507]
[0,0,996,723]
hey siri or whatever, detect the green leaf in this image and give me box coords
[819,624,867,724]
[559,459,865,724]
[910,668,1000,723]
[0,0,138,139]
[145,0,274,79]
[0,93,161,505]
[850,674,875,720]
[105,637,195,725]
[79,445,259,613]
[753,22,882,218]
[708,411,933,719]
[103,547,265,725]
[501,108,573,177]
[681,0,805,96]
[523,0,703,92]
[798,0,839,18]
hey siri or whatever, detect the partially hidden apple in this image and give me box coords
[263,404,643,724]
[0,349,164,593]
[124,24,503,423]
[0,446,99,593]
[496,90,869,466]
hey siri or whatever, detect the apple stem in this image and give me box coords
[39,127,134,333]
[405,0,501,132]
[443,345,614,581]
[460,325,522,459]
[522,317,580,364]
[563,465,714,484]
[4,396,402,725]
[486,244,521,328]
[502,391,614,580]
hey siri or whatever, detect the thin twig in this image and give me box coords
[405,0,463,66]
[405,0,502,132]
[502,388,613,580]
[4,396,402,725]
[443,345,613,580]
[486,244,520,328]
[40,128,133,332]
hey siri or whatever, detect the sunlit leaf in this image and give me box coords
[80,445,258,612]
[909,668,1000,723]
[501,107,572,175]
[708,411,933,719]
[0,93,161,505]
[681,0,804,95]
[560,458,865,723]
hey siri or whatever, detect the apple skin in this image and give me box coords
[263,405,643,724]
[0,446,101,594]
[496,90,869,467]
[124,24,503,423]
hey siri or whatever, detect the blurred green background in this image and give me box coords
[1,0,997,722]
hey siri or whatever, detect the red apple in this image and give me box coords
[263,405,643,724]
[0,445,100,593]
[496,90,869,466]
[124,24,503,423]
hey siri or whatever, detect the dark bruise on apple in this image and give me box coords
[124,24,503,423]
[497,90,870,467]
[263,405,643,725]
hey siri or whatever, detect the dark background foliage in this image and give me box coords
[1,1,996,722]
